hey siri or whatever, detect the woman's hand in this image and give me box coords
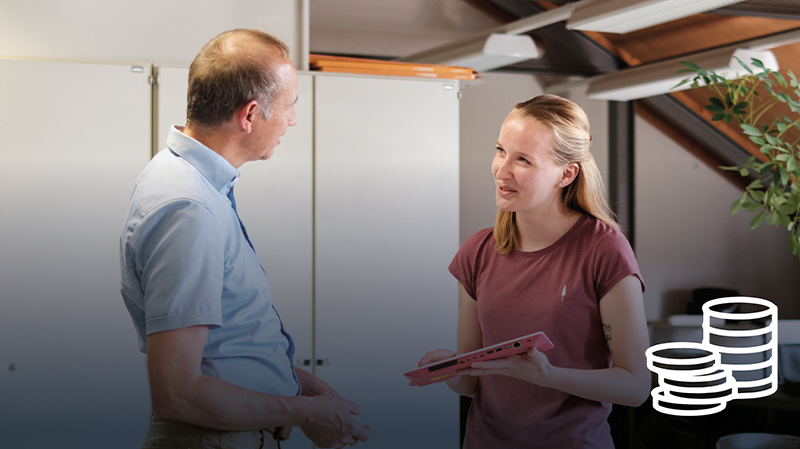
[418,349,456,367]
[410,349,456,386]
[457,347,556,387]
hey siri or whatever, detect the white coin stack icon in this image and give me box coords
[646,342,737,416]
[646,296,778,417]
[703,297,778,399]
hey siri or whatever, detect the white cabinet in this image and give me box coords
[314,74,460,449]
[0,59,153,448]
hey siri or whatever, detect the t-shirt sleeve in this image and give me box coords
[593,229,645,301]
[448,230,489,300]
[128,199,225,335]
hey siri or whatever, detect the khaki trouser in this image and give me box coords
[142,413,288,449]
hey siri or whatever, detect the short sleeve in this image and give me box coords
[593,229,645,301]
[448,229,492,300]
[128,199,225,335]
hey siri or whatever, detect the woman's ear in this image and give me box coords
[560,162,580,187]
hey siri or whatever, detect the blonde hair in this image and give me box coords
[494,95,618,255]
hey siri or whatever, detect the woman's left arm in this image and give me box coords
[459,275,651,407]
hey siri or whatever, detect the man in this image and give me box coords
[120,29,370,449]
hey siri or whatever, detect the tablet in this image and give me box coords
[405,331,554,387]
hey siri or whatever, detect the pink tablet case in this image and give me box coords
[405,331,554,387]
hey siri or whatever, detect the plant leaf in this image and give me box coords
[766,133,782,146]
[709,97,725,109]
[776,72,788,87]
[741,124,762,136]
[682,61,702,71]
[732,192,748,215]
[756,162,774,174]
[672,78,692,89]
[778,202,796,215]
[734,56,754,75]
[767,210,781,226]
[725,92,734,108]
[751,210,766,229]
[789,233,799,255]
[742,201,763,212]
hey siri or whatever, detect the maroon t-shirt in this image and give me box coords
[449,214,644,449]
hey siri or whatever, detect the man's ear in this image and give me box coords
[236,100,260,133]
[560,162,580,187]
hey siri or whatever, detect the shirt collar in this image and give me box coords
[166,125,240,193]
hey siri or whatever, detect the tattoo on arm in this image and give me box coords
[603,323,612,343]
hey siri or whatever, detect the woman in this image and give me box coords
[418,95,650,448]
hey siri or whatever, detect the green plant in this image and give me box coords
[678,58,800,260]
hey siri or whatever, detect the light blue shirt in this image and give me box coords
[120,126,300,397]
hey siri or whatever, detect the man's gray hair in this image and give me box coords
[186,29,290,129]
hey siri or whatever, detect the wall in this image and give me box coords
[0,0,304,68]
[635,115,800,320]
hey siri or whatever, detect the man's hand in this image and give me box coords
[296,367,338,397]
[299,394,370,448]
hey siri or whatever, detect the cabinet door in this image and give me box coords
[314,75,460,449]
[155,66,189,155]
[0,59,152,448]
